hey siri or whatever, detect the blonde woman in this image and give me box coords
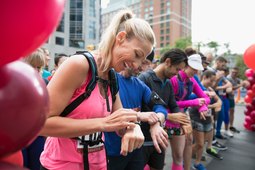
[39,9,156,170]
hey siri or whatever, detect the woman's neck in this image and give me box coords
[95,54,109,80]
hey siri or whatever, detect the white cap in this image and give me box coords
[187,54,204,71]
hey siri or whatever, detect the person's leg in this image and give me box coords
[229,107,234,128]
[223,98,233,137]
[142,146,152,168]
[147,147,165,170]
[216,97,225,138]
[205,128,223,160]
[206,125,214,149]
[193,129,204,166]
[183,133,193,170]
[27,136,46,170]
[125,149,144,170]
[170,135,185,170]
[108,154,130,170]
[229,100,240,133]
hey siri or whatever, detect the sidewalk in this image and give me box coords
[163,105,255,170]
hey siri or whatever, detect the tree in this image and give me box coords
[235,54,248,80]
[174,37,192,50]
[206,41,219,55]
[160,37,192,55]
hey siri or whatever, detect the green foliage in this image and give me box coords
[160,37,192,55]
[235,54,248,80]
[160,45,172,55]
[174,37,192,50]
[206,41,219,54]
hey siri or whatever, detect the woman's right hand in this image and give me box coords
[167,112,190,126]
[102,108,138,132]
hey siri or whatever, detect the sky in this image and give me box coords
[192,0,255,54]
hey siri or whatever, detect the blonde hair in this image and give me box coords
[23,48,45,72]
[98,9,156,72]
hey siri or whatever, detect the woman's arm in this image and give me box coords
[40,55,137,138]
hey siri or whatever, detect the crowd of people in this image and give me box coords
[3,9,244,170]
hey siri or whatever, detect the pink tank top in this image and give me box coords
[40,75,112,170]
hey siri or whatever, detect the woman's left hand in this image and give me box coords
[120,124,144,156]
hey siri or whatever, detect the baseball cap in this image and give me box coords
[187,54,204,71]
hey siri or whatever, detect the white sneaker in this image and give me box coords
[224,130,234,137]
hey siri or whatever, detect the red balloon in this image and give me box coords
[244,44,255,70]
[250,110,255,120]
[0,162,28,170]
[246,103,254,112]
[243,80,251,89]
[244,95,253,104]
[0,0,65,66]
[252,84,255,93]
[244,108,251,116]
[245,69,254,77]
[0,61,49,157]
[247,90,254,98]
[245,116,254,124]
[247,77,255,85]
[244,121,252,130]
[251,124,255,131]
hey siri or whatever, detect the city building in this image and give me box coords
[101,0,192,57]
[43,0,101,70]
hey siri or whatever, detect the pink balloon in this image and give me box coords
[0,0,65,66]
[0,61,49,157]
[245,69,254,77]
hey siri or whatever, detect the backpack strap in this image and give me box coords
[60,51,98,117]
[108,68,119,103]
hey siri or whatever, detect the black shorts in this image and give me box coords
[142,145,165,170]
[108,148,144,170]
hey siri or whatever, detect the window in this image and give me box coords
[160,30,164,34]
[88,21,96,39]
[89,0,96,17]
[55,37,64,45]
[56,14,65,32]
[160,43,164,47]
[160,36,164,41]
[166,28,170,34]
[166,8,170,14]
[160,23,164,27]
[69,39,84,48]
